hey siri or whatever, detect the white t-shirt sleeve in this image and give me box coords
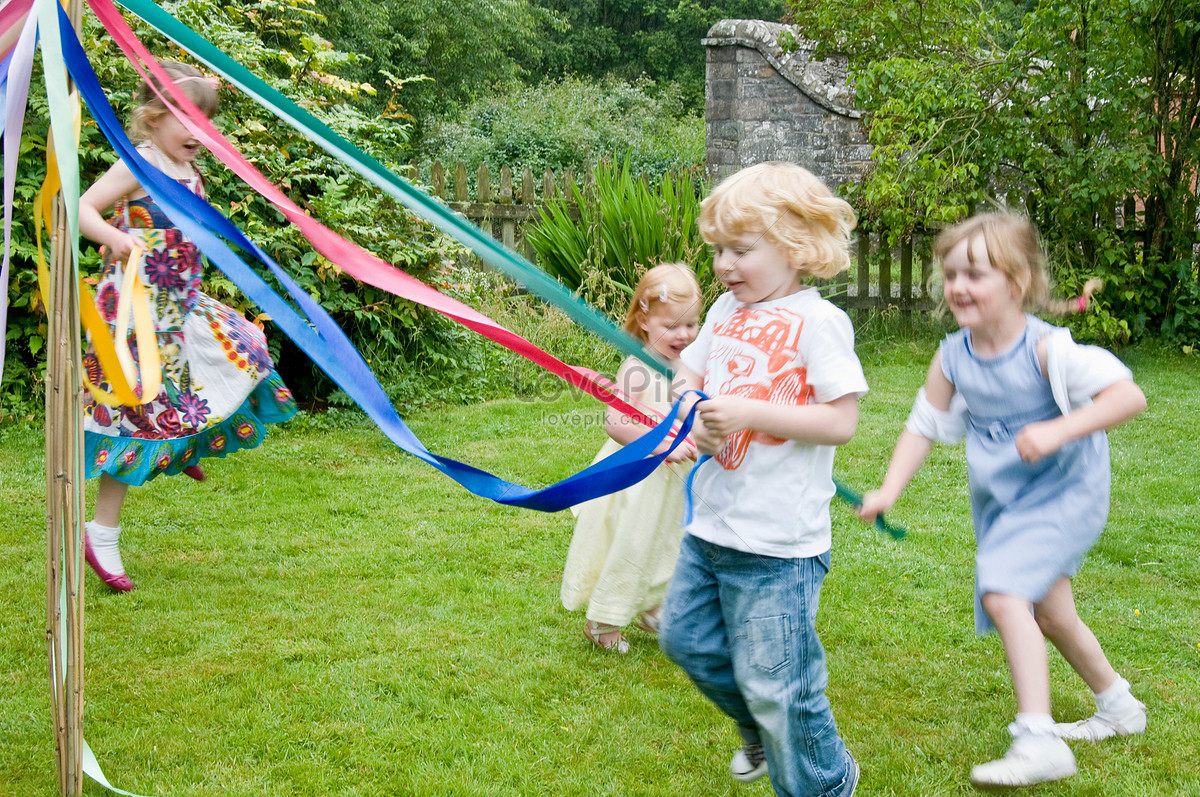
[803,309,868,403]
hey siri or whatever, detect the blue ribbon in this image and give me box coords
[59,14,695,512]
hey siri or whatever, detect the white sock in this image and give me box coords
[1094,676,1139,715]
[1014,712,1056,737]
[87,521,125,575]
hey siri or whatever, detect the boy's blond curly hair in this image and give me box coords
[698,162,857,280]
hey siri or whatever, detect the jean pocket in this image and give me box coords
[745,613,790,675]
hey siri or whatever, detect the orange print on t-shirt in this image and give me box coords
[708,307,812,470]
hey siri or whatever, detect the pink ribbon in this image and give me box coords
[85,0,659,427]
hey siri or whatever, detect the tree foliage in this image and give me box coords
[420,75,705,178]
[313,0,562,131]
[2,0,479,415]
[539,0,786,109]
[787,0,1200,345]
[315,0,787,123]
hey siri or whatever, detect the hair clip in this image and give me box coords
[658,283,669,303]
[639,298,650,313]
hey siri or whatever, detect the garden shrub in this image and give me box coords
[526,158,716,319]
[419,75,705,180]
[2,0,491,417]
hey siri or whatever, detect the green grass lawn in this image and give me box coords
[2,343,1197,796]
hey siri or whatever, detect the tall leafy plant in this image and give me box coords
[526,158,713,318]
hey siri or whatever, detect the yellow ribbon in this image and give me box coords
[35,92,161,406]
[112,239,161,399]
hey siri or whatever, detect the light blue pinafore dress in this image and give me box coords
[940,315,1111,634]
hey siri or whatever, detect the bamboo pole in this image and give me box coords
[45,0,87,793]
[45,194,67,794]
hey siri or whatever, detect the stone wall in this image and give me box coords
[703,20,871,189]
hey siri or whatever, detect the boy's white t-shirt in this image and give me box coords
[679,288,868,559]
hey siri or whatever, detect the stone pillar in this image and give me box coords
[703,20,872,190]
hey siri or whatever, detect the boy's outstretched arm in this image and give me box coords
[859,353,953,523]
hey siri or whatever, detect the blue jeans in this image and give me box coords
[660,534,856,797]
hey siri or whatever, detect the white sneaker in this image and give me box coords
[969,734,1076,788]
[730,743,767,783]
[1055,700,1147,741]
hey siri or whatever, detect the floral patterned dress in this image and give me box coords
[83,154,296,485]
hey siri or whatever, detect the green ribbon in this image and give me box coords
[114,0,671,378]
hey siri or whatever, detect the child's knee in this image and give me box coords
[982,591,1034,627]
[1034,604,1078,640]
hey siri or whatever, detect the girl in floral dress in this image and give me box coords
[77,60,296,591]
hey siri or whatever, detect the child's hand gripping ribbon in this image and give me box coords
[75,241,162,406]
[832,478,906,540]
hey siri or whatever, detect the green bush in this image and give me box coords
[3,0,493,416]
[526,158,716,319]
[419,76,705,180]
[436,263,624,400]
[1,52,112,422]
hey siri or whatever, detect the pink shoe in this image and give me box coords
[84,532,135,592]
[183,464,207,481]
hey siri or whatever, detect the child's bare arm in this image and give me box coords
[859,431,935,522]
[697,392,859,446]
[603,358,656,446]
[79,160,143,261]
[1015,379,1146,464]
[859,353,951,522]
[603,360,698,462]
[672,364,704,398]
[671,365,727,456]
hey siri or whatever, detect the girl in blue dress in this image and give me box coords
[77,61,296,592]
[859,213,1147,788]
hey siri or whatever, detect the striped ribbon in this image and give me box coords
[32,101,156,405]
[0,0,35,383]
[84,0,665,426]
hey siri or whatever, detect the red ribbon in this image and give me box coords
[85,0,660,427]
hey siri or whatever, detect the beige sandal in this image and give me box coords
[584,621,630,653]
[635,609,661,634]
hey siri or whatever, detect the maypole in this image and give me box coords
[44,0,86,791]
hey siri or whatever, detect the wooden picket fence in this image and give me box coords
[832,222,938,312]
[409,161,1018,314]
[411,162,1198,316]
[411,161,580,257]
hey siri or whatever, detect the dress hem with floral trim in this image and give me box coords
[85,372,296,486]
